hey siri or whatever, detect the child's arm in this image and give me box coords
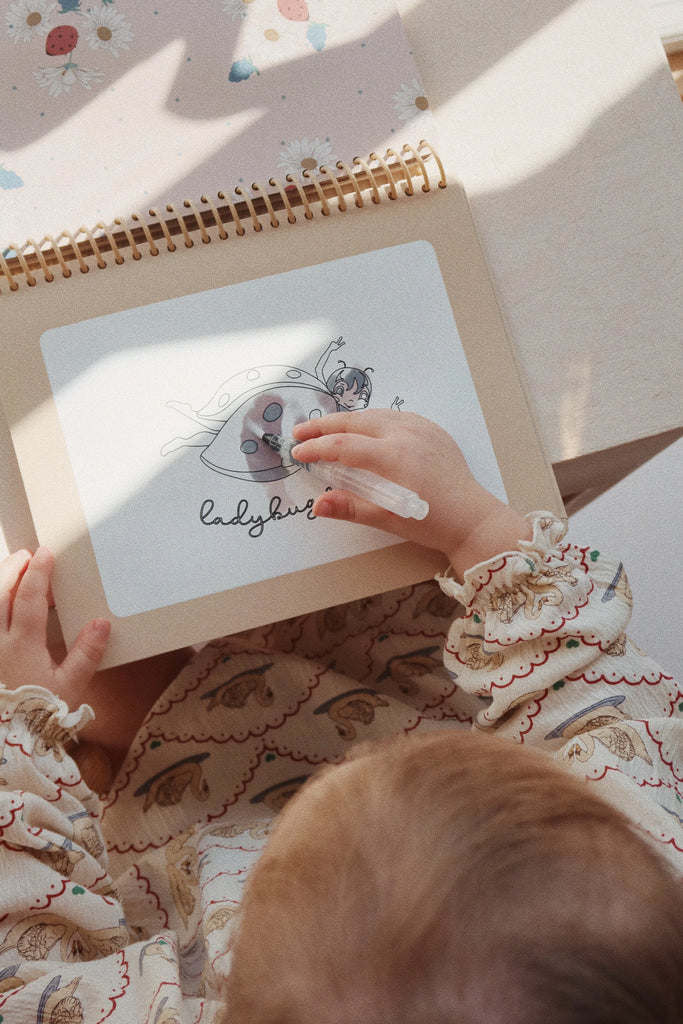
[293,410,682,872]
[0,559,187,1019]
[292,408,532,579]
[0,547,189,773]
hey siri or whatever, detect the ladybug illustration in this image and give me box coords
[162,366,338,482]
[45,24,79,57]
[161,338,382,482]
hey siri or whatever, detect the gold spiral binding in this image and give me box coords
[385,147,414,195]
[77,225,108,269]
[368,151,398,200]
[267,178,297,223]
[352,156,381,204]
[130,213,161,256]
[183,199,211,243]
[112,219,142,260]
[301,169,331,216]
[95,221,126,264]
[45,234,73,277]
[249,183,280,228]
[333,160,365,208]
[317,166,348,212]
[25,238,54,282]
[9,247,36,286]
[164,204,194,248]
[234,187,264,232]
[148,209,177,252]
[216,190,246,237]
[0,141,445,293]
[283,173,315,220]
[199,195,229,240]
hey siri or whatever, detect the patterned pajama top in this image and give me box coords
[0,514,680,1022]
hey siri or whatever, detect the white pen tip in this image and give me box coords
[408,497,430,521]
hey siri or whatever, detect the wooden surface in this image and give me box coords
[398,0,683,506]
[668,47,683,98]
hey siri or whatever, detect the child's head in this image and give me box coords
[222,730,683,1024]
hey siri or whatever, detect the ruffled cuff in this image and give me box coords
[436,511,636,707]
[437,512,569,608]
[0,684,95,781]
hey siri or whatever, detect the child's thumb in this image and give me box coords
[63,618,111,687]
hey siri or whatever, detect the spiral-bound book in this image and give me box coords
[0,145,563,667]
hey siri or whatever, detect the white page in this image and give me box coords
[40,240,506,617]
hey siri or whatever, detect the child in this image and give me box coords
[224,730,683,1023]
[0,410,680,1022]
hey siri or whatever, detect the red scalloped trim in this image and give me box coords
[28,875,69,910]
[0,798,24,831]
[130,863,169,928]
[139,645,227,724]
[103,664,325,814]
[466,583,593,649]
[517,693,548,740]
[643,720,683,782]
[446,638,560,692]
[100,948,131,1022]
[565,670,673,687]
[105,754,259,855]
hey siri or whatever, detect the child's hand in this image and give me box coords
[292,410,531,579]
[0,547,110,697]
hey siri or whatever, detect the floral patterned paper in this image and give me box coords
[2,0,435,247]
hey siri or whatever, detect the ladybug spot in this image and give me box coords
[240,439,259,454]
[263,401,283,423]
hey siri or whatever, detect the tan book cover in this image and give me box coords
[0,150,563,667]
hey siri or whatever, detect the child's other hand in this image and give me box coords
[292,410,531,580]
[0,547,110,696]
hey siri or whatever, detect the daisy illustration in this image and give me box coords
[277,136,336,178]
[83,5,134,57]
[393,78,430,122]
[6,0,57,43]
[241,10,301,67]
[34,62,104,96]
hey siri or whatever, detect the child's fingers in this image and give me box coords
[0,550,32,630]
[59,618,111,690]
[292,432,415,502]
[9,547,54,642]
[293,409,400,442]
[292,431,389,470]
[313,490,411,542]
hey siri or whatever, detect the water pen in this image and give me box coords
[255,429,429,521]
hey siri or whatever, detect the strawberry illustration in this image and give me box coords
[277,0,309,22]
[45,25,79,57]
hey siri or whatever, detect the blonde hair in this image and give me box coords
[222,730,683,1023]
